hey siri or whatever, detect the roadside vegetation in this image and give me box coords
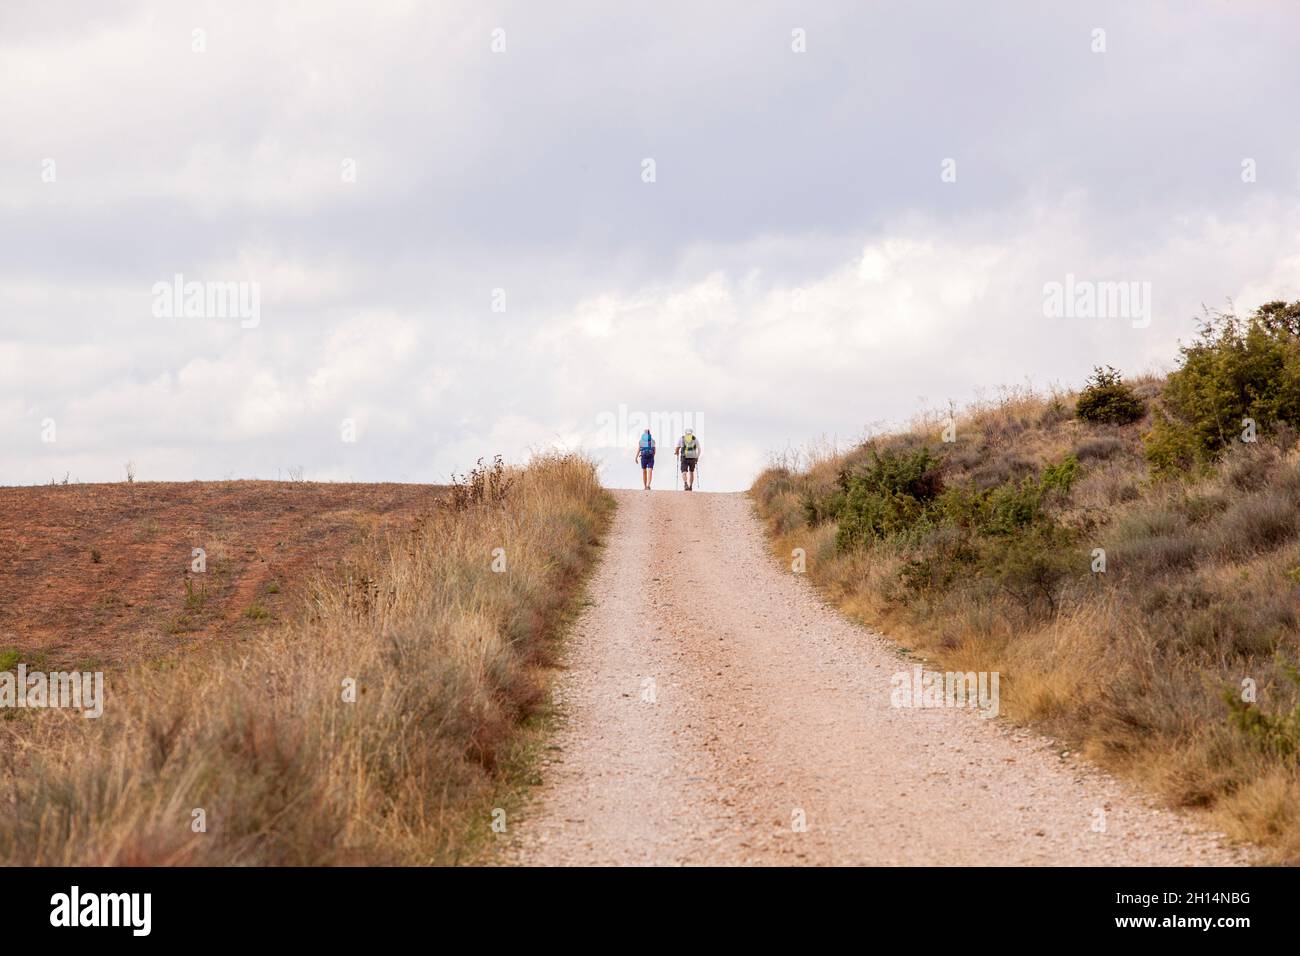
[0,453,611,864]
[754,301,1300,861]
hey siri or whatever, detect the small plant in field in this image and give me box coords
[1075,366,1145,425]
[90,549,102,564]
[447,455,514,511]
[124,461,136,484]
[0,649,19,672]
[184,577,207,612]
[1040,455,1080,496]
[166,614,197,635]
[267,581,281,594]
[245,601,270,620]
[987,525,1074,617]
[1038,396,1070,427]
[1225,660,1300,759]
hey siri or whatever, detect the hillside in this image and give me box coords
[753,301,1300,861]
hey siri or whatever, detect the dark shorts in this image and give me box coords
[639,453,655,469]
[680,457,697,472]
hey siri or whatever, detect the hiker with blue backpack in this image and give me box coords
[636,429,656,490]
[675,429,701,491]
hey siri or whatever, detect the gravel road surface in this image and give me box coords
[506,489,1248,866]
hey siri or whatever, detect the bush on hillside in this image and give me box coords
[1225,659,1300,758]
[985,524,1075,618]
[1075,366,1145,425]
[1143,409,1203,476]
[830,447,1084,619]
[835,447,943,549]
[1146,301,1300,475]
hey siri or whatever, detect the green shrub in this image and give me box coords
[898,526,979,595]
[1040,454,1080,496]
[934,455,1077,537]
[802,487,845,527]
[985,525,1075,617]
[835,447,942,548]
[1225,659,1300,759]
[1075,366,1145,425]
[830,443,1082,617]
[1144,410,1202,476]
[1148,302,1300,471]
[984,477,1044,535]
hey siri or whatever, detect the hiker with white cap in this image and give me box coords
[675,428,701,491]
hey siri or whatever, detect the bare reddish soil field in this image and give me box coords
[0,481,442,668]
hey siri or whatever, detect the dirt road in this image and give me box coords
[506,489,1247,865]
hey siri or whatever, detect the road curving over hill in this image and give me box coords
[506,489,1250,866]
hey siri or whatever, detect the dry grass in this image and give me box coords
[754,386,1300,861]
[0,453,611,865]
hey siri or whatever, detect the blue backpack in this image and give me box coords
[639,432,654,455]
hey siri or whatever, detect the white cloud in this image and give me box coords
[4,2,1300,490]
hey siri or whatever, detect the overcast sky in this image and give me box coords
[3,1,1299,491]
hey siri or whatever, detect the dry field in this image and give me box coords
[0,481,440,668]
[0,455,611,865]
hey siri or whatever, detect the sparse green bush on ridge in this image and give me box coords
[1076,366,1145,425]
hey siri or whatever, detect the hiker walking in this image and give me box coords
[675,428,701,491]
[636,429,656,490]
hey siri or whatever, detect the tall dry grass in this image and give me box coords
[0,453,611,865]
[754,387,1300,861]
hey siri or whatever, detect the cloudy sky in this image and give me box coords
[3,1,1299,491]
